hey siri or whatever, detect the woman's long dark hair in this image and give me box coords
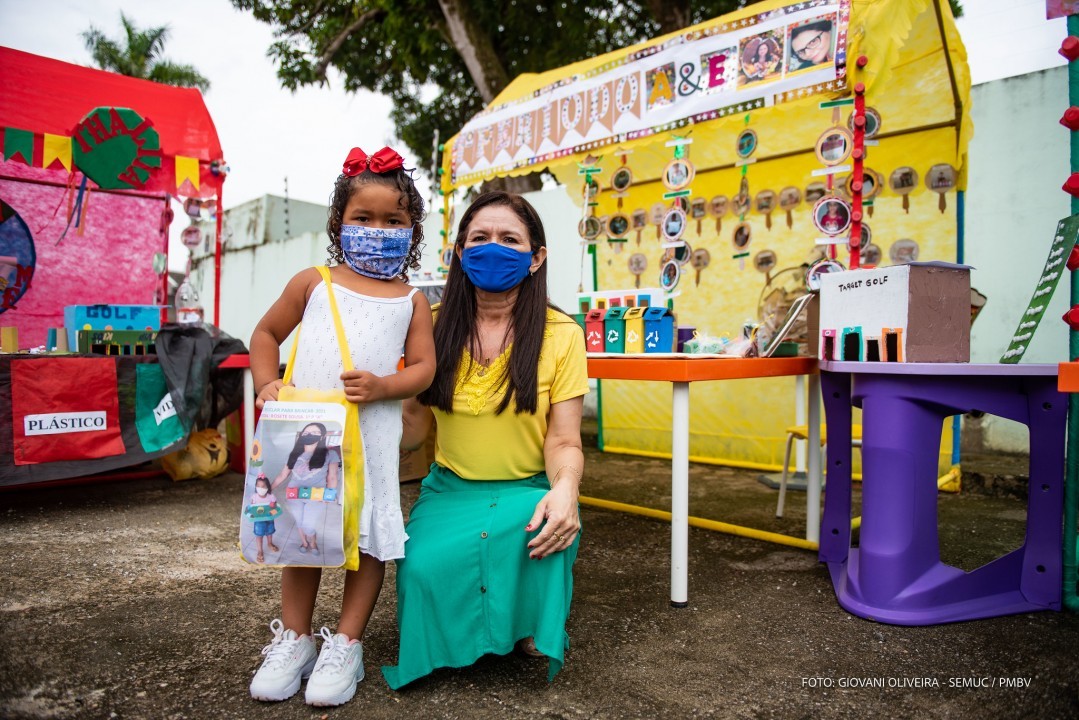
[287,423,328,470]
[418,191,551,415]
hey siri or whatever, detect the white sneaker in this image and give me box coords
[304,627,365,707]
[249,619,317,702]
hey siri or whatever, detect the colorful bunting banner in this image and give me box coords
[3,127,33,164]
[2,121,218,198]
[42,133,72,171]
[175,155,200,192]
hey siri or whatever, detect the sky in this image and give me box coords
[0,0,1070,211]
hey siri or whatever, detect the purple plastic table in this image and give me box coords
[817,361,1066,625]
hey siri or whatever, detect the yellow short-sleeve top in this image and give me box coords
[432,308,589,480]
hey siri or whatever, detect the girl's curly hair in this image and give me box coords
[326,168,426,281]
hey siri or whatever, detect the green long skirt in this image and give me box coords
[382,463,580,689]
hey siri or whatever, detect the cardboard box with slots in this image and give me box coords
[817,262,971,363]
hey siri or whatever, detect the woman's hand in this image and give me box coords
[525,478,580,559]
[256,379,289,409]
[341,369,385,404]
[269,465,291,492]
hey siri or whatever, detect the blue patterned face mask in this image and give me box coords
[340,224,413,279]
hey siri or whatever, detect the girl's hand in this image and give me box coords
[256,379,289,409]
[341,370,385,404]
[524,479,580,560]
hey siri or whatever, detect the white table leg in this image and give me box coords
[806,373,822,543]
[795,375,807,472]
[242,368,254,472]
[671,381,690,607]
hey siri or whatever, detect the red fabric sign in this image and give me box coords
[10,357,125,465]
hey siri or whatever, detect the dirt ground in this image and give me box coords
[2,441,1078,720]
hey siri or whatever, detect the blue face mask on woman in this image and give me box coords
[340,224,412,279]
[460,243,534,293]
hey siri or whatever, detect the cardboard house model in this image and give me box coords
[817,262,971,363]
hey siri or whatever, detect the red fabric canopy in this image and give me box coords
[0,47,229,344]
[0,46,224,197]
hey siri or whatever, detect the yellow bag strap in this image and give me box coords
[282,266,354,384]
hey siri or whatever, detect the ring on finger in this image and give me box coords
[554,533,564,541]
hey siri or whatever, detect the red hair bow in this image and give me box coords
[342,146,405,176]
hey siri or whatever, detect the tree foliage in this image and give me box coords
[235,0,963,180]
[82,13,211,92]
[234,1,745,173]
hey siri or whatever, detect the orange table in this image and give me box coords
[587,355,820,606]
[1060,362,1079,392]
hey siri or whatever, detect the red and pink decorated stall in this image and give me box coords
[0,46,226,347]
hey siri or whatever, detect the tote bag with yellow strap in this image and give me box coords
[239,266,363,569]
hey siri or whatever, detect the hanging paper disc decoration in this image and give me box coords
[736,128,758,158]
[674,241,693,265]
[628,252,647,288]
[889,239,920,264]
[181,225,202,249]
[0,199,36,313]
[632,209,648,245]
[651,202,667,240]
[709,195,729,233]
[690,197,707,235]
[662,158,695,191]
[844,168,883,202]
[847,222,871,251]
[610,166,633,193]
[606,213,631,239]
[753,249,777,274]
[661,206,687,243]
[732,191,751,217]
[72,107,162,190]
[690,247,711,287]
[660,259,681,292]
[779,186,801,229]
[805,182,827,205]
[812,196,852,236]
[755,190,776,230]
[860,243,883,267]
[578,216,602,241]
[888,166,919,213]
[924,163,957,213]
[814,127,853,167]
[732,221,752,251]
[848,106,882,138]
[805,258,845,292]
[582,177,599,202]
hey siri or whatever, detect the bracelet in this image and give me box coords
[550,464,582,488]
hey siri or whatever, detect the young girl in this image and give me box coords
[247,146,435,708]
[269,423,340,556]
[249,474,280,563]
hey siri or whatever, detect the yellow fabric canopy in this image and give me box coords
[441,0,970,473]
[442,0,971,194]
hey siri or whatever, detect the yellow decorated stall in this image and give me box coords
[440,0,971,473]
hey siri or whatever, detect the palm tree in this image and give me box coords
[82,13,210,92]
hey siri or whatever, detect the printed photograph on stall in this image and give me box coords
[239,408,346,567]
[786,15,837,74]
[813,197,852,236]
[739,30,783,87]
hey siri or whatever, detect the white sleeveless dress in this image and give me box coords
[289,279,416,561]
